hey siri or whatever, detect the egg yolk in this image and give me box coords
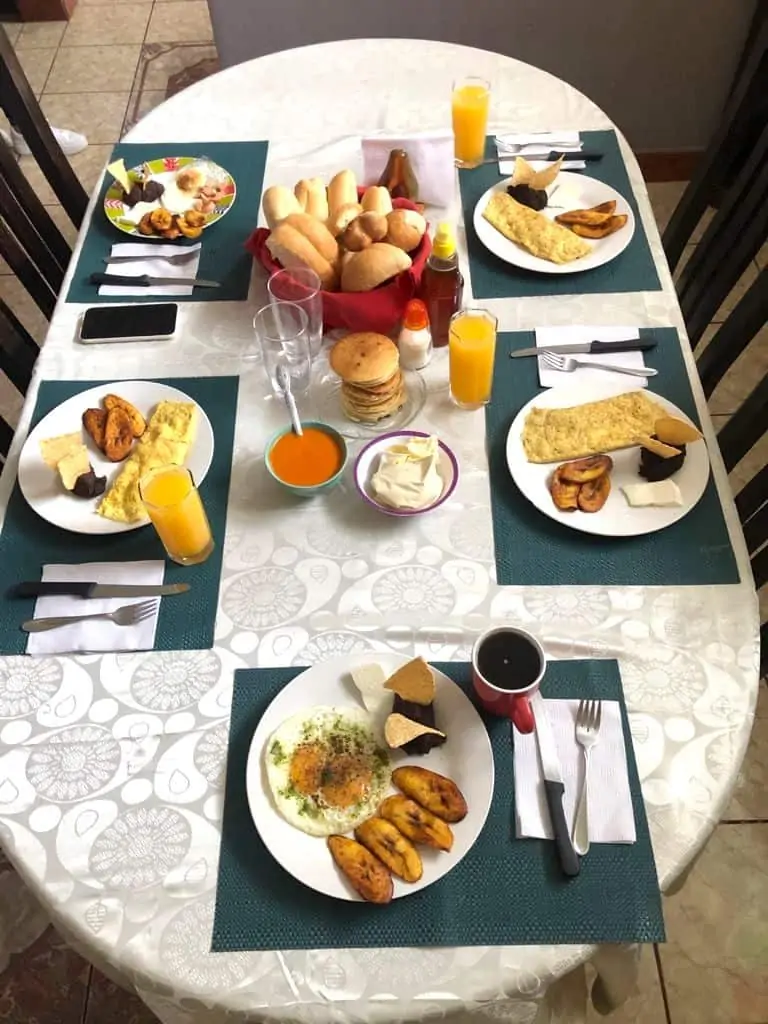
[289,743,324,796]
[319,753,372,809]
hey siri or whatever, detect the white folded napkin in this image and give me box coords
[515,698,636,843]
[496,130,585,174]
[27,561,164,655]
[361,131,454,207]
[536,325,648,389]
[99,242,202,297]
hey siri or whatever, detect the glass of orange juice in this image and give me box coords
[452,77,491,168]
[448,308,498,409]
[139,466,214,566]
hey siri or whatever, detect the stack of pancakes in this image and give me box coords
[329,332,407,423]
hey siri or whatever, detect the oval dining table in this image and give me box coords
[0,37,760,1024]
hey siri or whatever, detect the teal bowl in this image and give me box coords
[264,420,348,498]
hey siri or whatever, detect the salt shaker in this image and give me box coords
[397,299,432,370]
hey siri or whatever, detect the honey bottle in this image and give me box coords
[378,148,418,201]
[417,222,463,347]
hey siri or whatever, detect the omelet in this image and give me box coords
[523,391,665,463]
[483,191,591,264]
[97,400,198,522]
[265,707,390,837]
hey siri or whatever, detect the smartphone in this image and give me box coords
[78,303,178,344]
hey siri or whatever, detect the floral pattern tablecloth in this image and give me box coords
[0,38,759,1024]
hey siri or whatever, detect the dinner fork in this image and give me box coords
[572,699,602,856]
[540,351,657,378]
[21,600,158,633]
[103,250,199,265]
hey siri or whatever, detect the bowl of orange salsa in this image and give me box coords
[265,420,348,497]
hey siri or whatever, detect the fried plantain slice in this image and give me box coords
[392,766,468,823]
[149,207,173,231]
[102,406,134,462]
[549,466,580,511]
[103,394,146,438]
[558,455,613,484]
[379,795,453,852]
[327,835,393,903]
[355,817,423,883]
[555,209,613,227]
[577,472,611,512]
[569,214,628,239]
[82,407,107,451]
[138,212,156,236]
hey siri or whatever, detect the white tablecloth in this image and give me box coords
[0,38,759,1024]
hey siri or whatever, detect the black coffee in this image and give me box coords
[476,631,542,691]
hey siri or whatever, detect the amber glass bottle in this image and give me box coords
[377,148,418,200]
[417,223,463,347]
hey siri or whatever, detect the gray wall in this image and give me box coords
[207,0,756,152]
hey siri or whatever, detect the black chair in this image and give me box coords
[0,25,88,228]
[0,298,38,465]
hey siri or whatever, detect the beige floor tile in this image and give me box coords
[14,47,56,96]
[79,0,152,4]
[62,4,151,46]
[0,276,50,347]
[124,89,167,134]
[729,432,768,498]
[45,204,80,249]
[723,684,768,821]
[673,242,696,284]
[647,180,687,233]
[708,325,768,416]
[16,21,65,49]
[712,261,759,323]
[40,92,129,145]
[146,1,213,43]
[586,945,668,1023]
[19,144,112,206]
[690,205,715,244]
[137,41,218,91]
[659,823,768,1024]
[45,44,141,94]
[2,22,22,46]
[757,242,767,272]
[0,373,23,433]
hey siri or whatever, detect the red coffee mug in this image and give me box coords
[471,626,546,734]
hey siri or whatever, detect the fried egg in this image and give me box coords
[264,706,390,837]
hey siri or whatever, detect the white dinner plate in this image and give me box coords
[505,382,711,537]
[18,380,214,535]
[473,171,635,274]
[246,653,495,901]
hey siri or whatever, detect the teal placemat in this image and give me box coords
[0,376,238,653]
[66,141,268,304]
[212,659,664,950]
[459,130,661,299]
[487,328,739,586]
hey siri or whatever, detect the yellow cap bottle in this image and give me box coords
[432,222,457,260]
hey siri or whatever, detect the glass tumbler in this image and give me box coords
[448,307,498,409]
[253,301,312,397]
[267,267,323,357]
[452,76,491,168]
[140,466,214,566]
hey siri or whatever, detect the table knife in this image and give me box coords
[510,338,657,358]
[89,272,219,289]
[9,582,190,599]
[481,150,603,166]
[531,692,580,877]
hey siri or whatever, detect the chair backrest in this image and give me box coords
[0,298,39,464]
[0,25,88,228]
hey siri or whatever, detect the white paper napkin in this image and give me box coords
[361,131,454,207]
[514,698,636,843]
[99,242,202,297]
[496,130,585,173]
[536,325,648,389]
[26,561,164,655]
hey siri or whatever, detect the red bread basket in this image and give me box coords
[246,196,431,335]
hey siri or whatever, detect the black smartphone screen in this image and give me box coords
[80,303,178,342]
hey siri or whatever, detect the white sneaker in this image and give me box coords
[10,124,88,157]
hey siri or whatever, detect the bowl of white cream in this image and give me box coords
[353,431,459,517]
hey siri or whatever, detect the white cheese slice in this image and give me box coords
[622,480,683,508]
[106,158,131,194]
[57,445,90,491]
[350,663,388,716]
[39,432,82,468]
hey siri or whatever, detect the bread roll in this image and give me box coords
[328,170,357,216]
[358,212,388,242]
[328,202,363,237]
[294,177,329,221]
[280,212,339,264]
[341,243,412,293]
[340,219,373,252]
[385,209,427,252]
[262,185,302,229]
[361,185,393,216]
[266,224,338,291]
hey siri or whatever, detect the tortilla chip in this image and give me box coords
[654,416,703,446]
[510,155,564,190]
[636,435,682,459]
[384,713,445,749]
[350,663,388,716]
[383,657,435,705]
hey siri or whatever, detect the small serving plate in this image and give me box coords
[353,430,459,517]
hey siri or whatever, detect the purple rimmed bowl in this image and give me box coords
[353,430,459,517]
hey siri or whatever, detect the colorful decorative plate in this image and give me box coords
[103,156,237,239]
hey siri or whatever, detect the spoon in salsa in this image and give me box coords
[276,363,303,437]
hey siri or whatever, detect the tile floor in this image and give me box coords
[0,11,767,1024]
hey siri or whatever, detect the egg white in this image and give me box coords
[264,706,390,837]
[160,180,198,215]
